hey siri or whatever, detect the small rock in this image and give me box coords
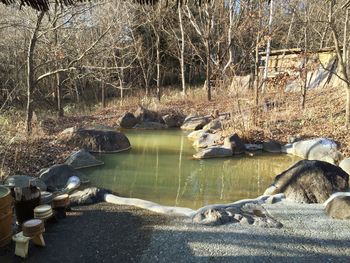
[203,119,222,131]
[118,112,138,129]
[134,106,160,123]
[162,114,184,128]
[193,133,221,149]
[69,187,109,206]
[181,115,210,131]
[263,140,281,153]
[193,146,233,159]
[133,122,167,130]
[325,194,350,219]
[224,133,246,154]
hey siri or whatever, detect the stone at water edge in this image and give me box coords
[181,115,210,131]
[202,119,222,131]
[264,160,349,203]
[224,133,246,154]
[62,127,131,153]
[134,106,161,123]
[193,146,233,159]
[162,113,185,128]
[187,130,206,141]
[263,140,282,153]
[39,164,87,191]
[325,194,350,219]
[118,112,138,129]
[193,132,221,149]
[4,175,47,191]
[282,138,342,164]
[69,187,109,206]
[339,158,350,175]
[133,122,167,130]
[65,149,104,169]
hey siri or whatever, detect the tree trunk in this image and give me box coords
[206,41,211,101]
[57,73,64,116]
[25,12,44,134]
[178,5,186,96]
[101,79,106,108]
[156,34,161,101]
[301,6,308,110]
[262,0,274,93]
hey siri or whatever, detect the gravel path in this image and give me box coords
[1,201,350,263]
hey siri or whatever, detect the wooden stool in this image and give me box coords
[53,194,70,219]
[12,219,45,258]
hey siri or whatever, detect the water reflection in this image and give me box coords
[83,130,301,209]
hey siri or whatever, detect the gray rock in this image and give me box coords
[224,133,246,154]
[4,175,47,191]
[193,146,233,159]
[187,130,206,141]
[264,160,349,203]
[339,158,350,175]
[325,195,350,219]
[193,204,282,228]
[69,187,109,206]
[181,115,210,131]
[193,132,221,149]
[134,122,167,130]
[65,149,104,169]
[39,164,86,191]
[118,112,138,129]
[203,119,222,131]
[62,127,131,153]
[282,138,342,164]
[134,106,161,123]
[263,140,282,153]
[162,114,184,128]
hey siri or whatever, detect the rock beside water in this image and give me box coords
[65,149,104,169]
[224,133,246,154]
[118,112,138,129]
[339,158,350,175]
[181,115,210,131]
[39,164,86,191]
[265,160,349,203]
[61,127,131,153]
[282,138,342,164]
[70,187,109,206]
[193,146,233,159]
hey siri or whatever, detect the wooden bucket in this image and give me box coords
[0,186,13,247]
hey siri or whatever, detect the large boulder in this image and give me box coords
[181,115,210,131]
[162,113,184,128]
[4,175,47,191]
[339,158,350,175]
[134,106,161,123]
[224,133,246,154]
[193,132,221,149]
[65,149,104,169]
[62,127,131,153]
[282,138,342,164]
[193,146,233,159]
[325,194,350,219]
[264,160,349,203]
[39,164,86,191]
[118,112,137,129]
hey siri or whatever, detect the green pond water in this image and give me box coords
[83,130,300,209]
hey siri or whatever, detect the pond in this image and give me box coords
[83,130,301,209]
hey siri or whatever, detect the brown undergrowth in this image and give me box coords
[0,84,349,180]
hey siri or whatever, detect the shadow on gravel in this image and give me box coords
[143,227,350,263]
[0,203,166,263]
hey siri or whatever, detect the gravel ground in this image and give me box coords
[140,201,350,263]
[1,201,350,263]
